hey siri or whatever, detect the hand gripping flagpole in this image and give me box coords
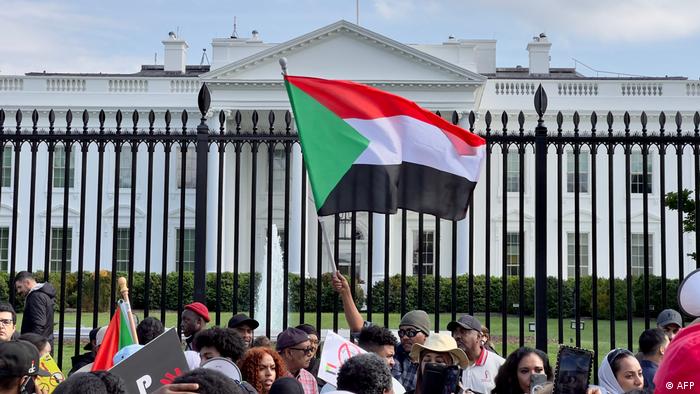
[279,57,338,273]
[117,277,139,343]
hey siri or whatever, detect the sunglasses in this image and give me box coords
[607,348,633,365]
[398,329,421,338]
[290,347,314,356]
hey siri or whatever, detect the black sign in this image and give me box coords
[109,328,190,394]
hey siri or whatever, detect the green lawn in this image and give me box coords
[20,311,650,375]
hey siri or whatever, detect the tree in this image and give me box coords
[664,189,697,261]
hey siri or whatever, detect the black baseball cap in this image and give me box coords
[227,313,259,330]
[447,314,483,333]
[84,327,101,351]
[0,341,51,378]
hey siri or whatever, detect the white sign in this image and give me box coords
[317,332,366,386]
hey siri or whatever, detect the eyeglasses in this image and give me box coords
[398,329,420,338]
[0,318,14,326]
[290,347,314,356]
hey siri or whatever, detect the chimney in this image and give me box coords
[526,33,551,75]
[163,32,188,73]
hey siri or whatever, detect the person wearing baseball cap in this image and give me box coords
[227,313,259,349]
[182,302,210,351]
[0,340,50,393]
[69,327,101,376]
[656,308,683,342]
[276,327,318,394]
[448,314,504,394]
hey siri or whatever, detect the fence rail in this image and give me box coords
[0,85,698,382]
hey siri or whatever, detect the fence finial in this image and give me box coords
[198,83,211,119]
[534,84,547,127]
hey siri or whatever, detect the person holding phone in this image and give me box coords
[598,349,644,393]
[406,333,468,394]
[491,347,552,394]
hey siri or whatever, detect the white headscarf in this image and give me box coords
[597,349,630,394]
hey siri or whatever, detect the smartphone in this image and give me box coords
[552,346,593,394]
[530,373,548,394]
[421,363,461,394]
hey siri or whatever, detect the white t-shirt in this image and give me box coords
[462,349,505,394]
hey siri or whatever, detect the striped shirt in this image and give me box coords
[287,369,319,394]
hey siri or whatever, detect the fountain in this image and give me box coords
[254,224,285,334]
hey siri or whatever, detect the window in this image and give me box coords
[0,228,8,271]
[119,146,133,188]
[567,233,590,278]
[50,227,72,272]
[116,228,130,272]
[630,153,652,194]
[338,252,362,278]
[1,149,12,188]
[53,145,75,188]
[506,232,520,276]
[631,234,653,276]
[566,152,589,193]
[272,148,286,186]
[176,229,195,272]
[412,230,434,275]
[505,151,520,192]
[177,146,196,189]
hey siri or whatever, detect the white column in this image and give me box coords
[206,147,220,272]
[456,219,469,275]
[371,213,386,284]
[289,144,304,276]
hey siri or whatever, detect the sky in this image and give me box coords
[1,0,699,79]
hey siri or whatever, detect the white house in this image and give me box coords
[0,20,697,286]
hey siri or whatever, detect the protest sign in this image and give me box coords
[317,332,365,386]
[35,354,64,393]
[109,328,189,394]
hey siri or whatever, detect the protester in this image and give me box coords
[112,344,143,365]
[228,314,259,349]
[269,377,304,394]
[448,314,504,393]
[54,371,126,394]
[0,302,17,342]
[193,327,247,364]
[656,308,682,342]
[14,271,56,347]
[276,327,318,394]
[184,350,201,371]
[182,302,210,351]
[171,369,246,394]
[137,316,165,345]
[637,328,667,391]
[336,353,393,394]
[653,323,700,393]
[295,323,322,387]
[18,333,51,357]
[480,325,497,355]
[252,336,271,348]
[358,325,397,368]
[598,348,644,393]
[492,347,552,394]
[407,333,467,394]
[0,340,51,394]
[239,347,288,394]
[331,271,428,392]
[69,327,100,375]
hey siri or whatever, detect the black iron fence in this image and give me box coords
[0,85,698,380]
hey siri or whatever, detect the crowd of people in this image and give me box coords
[1,271,699,394]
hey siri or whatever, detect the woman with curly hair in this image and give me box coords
[492,347,553,394]
[239,347,288,394]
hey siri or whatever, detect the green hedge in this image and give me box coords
[0,271,680,318]
[369,274,682,319]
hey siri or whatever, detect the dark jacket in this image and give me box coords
[69,352,95,376]
[21,282,56,344]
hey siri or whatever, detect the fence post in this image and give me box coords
[194,83,211,302]
[534,85,548,351]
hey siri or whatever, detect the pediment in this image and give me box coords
[202,20,485,86]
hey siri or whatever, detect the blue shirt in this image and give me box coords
[639,359,658,390]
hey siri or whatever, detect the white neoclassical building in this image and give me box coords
[0,20,697,284]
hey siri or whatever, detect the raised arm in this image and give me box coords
[331,271,365,333]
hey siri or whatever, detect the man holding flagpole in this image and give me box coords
[91,278,138,371]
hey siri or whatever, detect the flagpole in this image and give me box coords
[319,217,339,273]
[117,277,139,343]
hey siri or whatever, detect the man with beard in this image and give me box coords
[14,271,56,348]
